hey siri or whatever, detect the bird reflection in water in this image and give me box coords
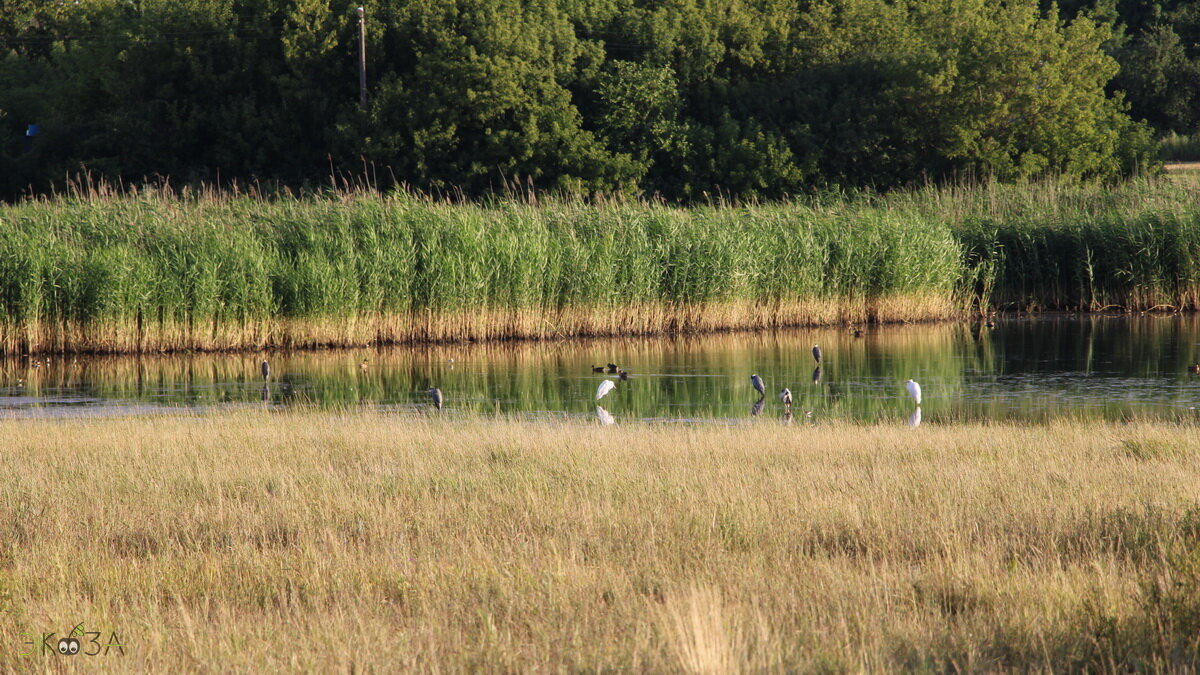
[751,398,765,417]
[596,405,615,425]
[908,407,922,429]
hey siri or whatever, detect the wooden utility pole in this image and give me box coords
[357,6,367,107]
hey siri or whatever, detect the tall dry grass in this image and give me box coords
[0,411,1198,671]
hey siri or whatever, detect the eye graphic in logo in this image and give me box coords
[57,637,80,655]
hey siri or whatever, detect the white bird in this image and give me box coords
[750,374,765,397]
[905,379,922,406]
[779,387,792,407]
[596,379,616,401]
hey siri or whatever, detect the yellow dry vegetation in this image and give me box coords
[0,412,1198,671]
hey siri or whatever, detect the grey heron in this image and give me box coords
[428,387,444,409]
[812,344,822,364]
[750,374,765,397]
[779,388,792,407]
[596,379,616,401]
[260,359,270,381]
[905,379,922,406]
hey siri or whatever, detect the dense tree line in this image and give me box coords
[0,0,1163,200]
[1056,0,1200,136]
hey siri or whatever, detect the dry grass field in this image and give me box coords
[1,411,1199,671]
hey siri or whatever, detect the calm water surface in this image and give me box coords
[6,315,1200,424]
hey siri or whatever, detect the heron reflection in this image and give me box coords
[596,405,615,425]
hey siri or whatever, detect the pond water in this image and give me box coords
[6,315,1200,424]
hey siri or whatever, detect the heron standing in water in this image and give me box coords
[428,387,444,410]
[596,379,616,401]
[779,387,792,408]
[905,379,922,406]
[750,374,765,397]
[812,344,822,364]
[260,359,270,381]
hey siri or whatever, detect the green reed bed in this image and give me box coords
[0,192,961,353]
[3,178,1200,354]
[1160,131,1200,163]
[915,179,1200,311]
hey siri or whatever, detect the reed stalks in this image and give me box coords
[4,176,1200,353]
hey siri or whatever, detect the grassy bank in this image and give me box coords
[0,412,1197,670]
[2,178,1200,353]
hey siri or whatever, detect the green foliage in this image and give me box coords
[2,178,1200,352]
[1058,0,1200,135]
[0,0,1158,199]
[0,189,963,335]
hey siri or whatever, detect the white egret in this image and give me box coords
[812,344,822,364]
[750,374,765,396]
[905,379,922,406]
[596,379,616,401]
[779,387,792,407]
